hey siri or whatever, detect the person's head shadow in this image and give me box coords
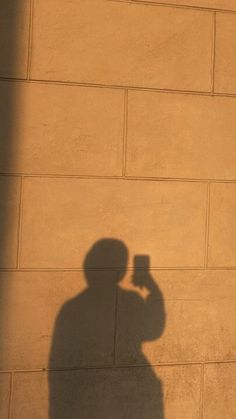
[83,237,128,287]
[49,238,165,419]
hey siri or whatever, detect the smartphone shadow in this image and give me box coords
[48,238,166,419]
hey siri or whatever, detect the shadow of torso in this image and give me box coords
[49,280,165,419]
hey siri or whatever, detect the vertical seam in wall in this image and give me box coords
[211,12,216,93]
[7,372,14,419]
[113,271,119,365]
[204,183,211,268]
[122,90,128,177]
[16,177,25,269]
[199,363,205,419]
[26,0,34,80]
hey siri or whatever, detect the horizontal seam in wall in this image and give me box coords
[1,267,236,272]
[2,359,236,374]
[109,0,236,14]
[2,173,236,184]
[1,77,236,100]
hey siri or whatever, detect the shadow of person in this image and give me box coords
[49,238,165,419]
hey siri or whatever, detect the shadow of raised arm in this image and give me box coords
[132,269,166,342]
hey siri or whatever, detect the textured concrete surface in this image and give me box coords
[1,0,236,418]
[19,178,206,268]
[0,1,30,78]
[1,270,236,372]
[203,363,236,418]
[136,0,236,9]
[12,365,201,419]
[215,13,236,93]
[208,183,236,267]
[30,1,213,91]
[0,373,11,419]
[126,91,236,179]
[0,82,124,176]
[0,177,21,268]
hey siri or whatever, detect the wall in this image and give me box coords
[1,0,236,418]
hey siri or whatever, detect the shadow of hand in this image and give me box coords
[132,269,157,293]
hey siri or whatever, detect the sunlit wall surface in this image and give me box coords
[1,1,236,418]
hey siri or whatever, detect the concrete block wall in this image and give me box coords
[1,0,236,417]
